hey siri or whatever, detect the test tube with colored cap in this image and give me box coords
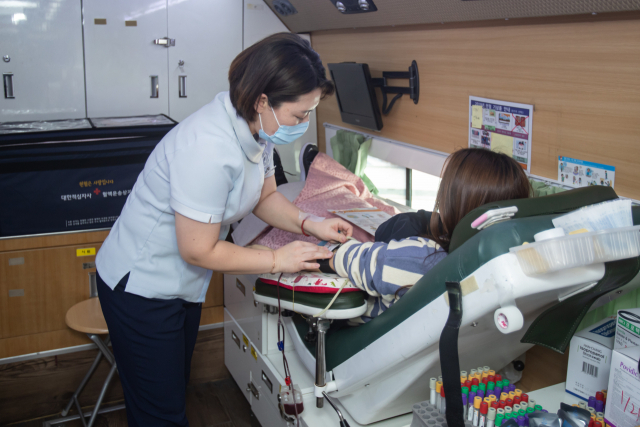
[480,383,487,392]
[518,415,525,426]
[595,422,603,427]
[588,397,597,409]
[473,378,480,386]
[528,400,536,409]
[489,370,496,377]
[430,378,437,405]
[495,374,503,383]
[466,380,473,389]
[462,394,468,419]
[461,371,468,383]
[595,401,604,413]
[436,381,443,410]
[596,392,604,402]
[596,417,604,424]
[488,382,496,393]
[496,381,503,395]
[478,389,486,399]
[534,405,542,412]
[500,393,509,402]
[505,407,513,416]
[489,395,497,403]
[488,407,497,427]
[489,375,496,383]
[519,410,526,417]
[439,376,443,382]
[499,401,506,409]
[588,407,596,415]
[527,408,534,414]
[508,391,516,400]
[496,418,503,427]
[480,402,489,427]
[491,401,499,409]
[596,413,604,419]
[515,389,523,397]
[440,386,446,414]
[525,414,530,427]
[506,399,513,407]
[521,393,529,403]
[503,379,511,389]
[478,367,484,375]
[514,396,522,405]
[588,419,594,427]
[521,402,528,411]
[497,413,505,427]
[473,396,482,426]
[484,366,491,374]
[513,404,521,413]
[471,369,478,377]
[484,397,492,405]
[469,391,477,422]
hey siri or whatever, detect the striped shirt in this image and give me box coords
[334,237,447,323]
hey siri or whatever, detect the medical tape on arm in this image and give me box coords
[299,211,325,222]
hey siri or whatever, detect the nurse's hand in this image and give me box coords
[303,218,353,243]
[275,241,333,273]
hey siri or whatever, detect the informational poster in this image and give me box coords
[327,207,392,235]
[469,96,533,174]
[558,156,615,188]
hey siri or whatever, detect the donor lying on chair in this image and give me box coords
[325,148,531,323]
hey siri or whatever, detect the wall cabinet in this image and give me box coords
[0,0,86,122]
[1,0,289,124]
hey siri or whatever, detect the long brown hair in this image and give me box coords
[428,148,531,252]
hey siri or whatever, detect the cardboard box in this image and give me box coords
[604,346,640,427]
[566,316,616,400]
[615,309,640,350]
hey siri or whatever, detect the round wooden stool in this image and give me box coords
[46,298,124,427]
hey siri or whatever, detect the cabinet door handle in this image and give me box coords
[3,73,15,99]
[178,75,187,98]
[150,76,159,98]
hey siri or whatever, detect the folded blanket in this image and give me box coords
[254,153,398,249]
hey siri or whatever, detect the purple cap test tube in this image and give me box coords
[478,390,486,399]
[595,400,604,413]
[518,416,525,426]
[470,391,477,407]
[525,414,530,426]
[589,397,597,408]
[462,394,468,415]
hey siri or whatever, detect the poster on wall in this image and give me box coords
[558,156,615,189]
[469,96,533,174]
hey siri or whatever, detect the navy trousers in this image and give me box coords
[97,272,202,426]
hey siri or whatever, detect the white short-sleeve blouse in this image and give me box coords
[96,92,274,302]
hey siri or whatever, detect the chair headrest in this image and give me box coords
[448,186,618,252]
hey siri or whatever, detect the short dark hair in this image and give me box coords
[229,33,335,123]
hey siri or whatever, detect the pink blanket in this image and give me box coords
[254,153,399,249]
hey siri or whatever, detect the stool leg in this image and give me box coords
[86,363,118,427]
[90,334,115,366]
[61,343,104,416]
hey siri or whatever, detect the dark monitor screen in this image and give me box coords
[328,62,383,131]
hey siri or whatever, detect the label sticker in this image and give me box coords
[242,334,249,347]
[76,248,96,257]
[250,345,258,361]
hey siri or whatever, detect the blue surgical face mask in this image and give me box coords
[258,106,309,145]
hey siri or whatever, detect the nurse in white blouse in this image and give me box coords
[95,33,351,426]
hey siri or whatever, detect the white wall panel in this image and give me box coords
[83,0,169,118]
[0,0,86,122]
[243,0,288,49]
[167,0,242,122]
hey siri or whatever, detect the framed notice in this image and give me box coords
[469,96,533,174]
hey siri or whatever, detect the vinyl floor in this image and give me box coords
[7,378,262,427]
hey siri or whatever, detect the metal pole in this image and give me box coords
[315,319,331,408]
